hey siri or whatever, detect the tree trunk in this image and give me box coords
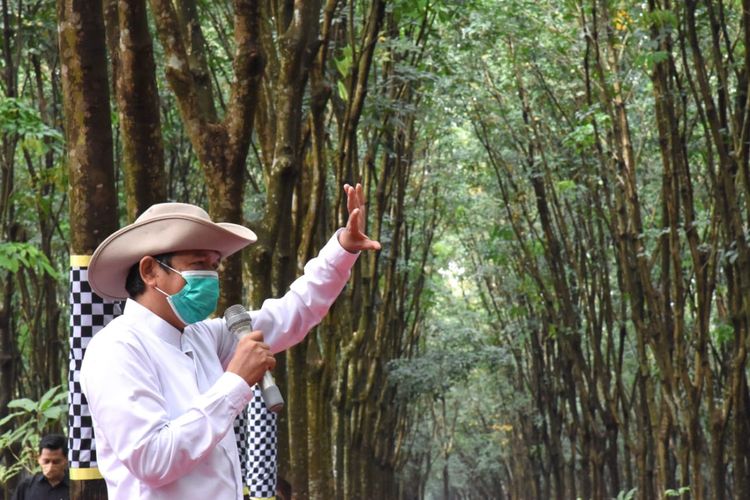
[58,0,117,497]
[58,0,117,253]
[104,0,167,221]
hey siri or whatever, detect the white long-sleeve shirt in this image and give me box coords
[81,233,358,499]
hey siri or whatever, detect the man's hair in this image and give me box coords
[124,253,174,298]
[39,434,67,454]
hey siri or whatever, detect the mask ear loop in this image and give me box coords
[153,257,185,299]
[155,257,177,274]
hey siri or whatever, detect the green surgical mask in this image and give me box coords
[155,262,220,325]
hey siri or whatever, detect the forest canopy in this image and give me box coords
[3,0,750,499]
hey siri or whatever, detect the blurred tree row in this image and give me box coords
[389,0,750,498]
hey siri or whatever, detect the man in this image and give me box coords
[12,434,69,500]
[80,184,379,499]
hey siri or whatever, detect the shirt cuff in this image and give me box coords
[325,228,361,266]
[214,371,254,411]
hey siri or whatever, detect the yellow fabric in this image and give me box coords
[70,255,92,267]
[69,467,103,480]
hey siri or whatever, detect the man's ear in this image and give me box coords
[140,256,160,287]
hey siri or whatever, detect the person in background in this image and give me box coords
[12,434,69,500]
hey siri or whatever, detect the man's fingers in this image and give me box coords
[237,331,271,353]
[344,183,366,212]
[242,330,265,342]
[348,207,361,234]
[356,183,366,208]
[365,238,381,251]
[345,184,357,213]
[337,183,383,252]
[227,332,276,386]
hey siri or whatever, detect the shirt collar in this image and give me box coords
[33,472,69,487]
[123,298,182,349]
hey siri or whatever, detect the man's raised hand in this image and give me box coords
[338,183,381,253]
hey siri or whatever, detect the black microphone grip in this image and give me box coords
[224,304,284,412]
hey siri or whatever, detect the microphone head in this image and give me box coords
[224,304,252,333]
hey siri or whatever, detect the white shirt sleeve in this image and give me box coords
[250,229,360,353]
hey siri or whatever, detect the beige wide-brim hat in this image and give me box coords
[88,202,257,300]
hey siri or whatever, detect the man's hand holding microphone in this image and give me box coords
[224,304,284,412]
[226,330,275,387]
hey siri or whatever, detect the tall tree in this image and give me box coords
[57,0,117,497]
[103,0,167,220]
[251,1,331,494]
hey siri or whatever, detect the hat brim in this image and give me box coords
[88,214,257,300]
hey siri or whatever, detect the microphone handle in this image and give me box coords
[237,329,284,413]
[261,372,284,413]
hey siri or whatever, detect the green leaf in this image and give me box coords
[0,254,19,272]
[615,488,637,500]
[556,179,576,193]
[335,46,353,77]
[0,242,60,278]
[337,80,349,102]
[635,50,671,70]
[42,407,64,421]
[0,97,63,155]
[563,123,596,151]
[0,411,24,427]
[7,398,36,412]
[642,8,678,29]
[665,486,690,497]
[714,323,734,345]
[39,385,65,406]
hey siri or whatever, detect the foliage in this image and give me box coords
[0,97,63,155]
[1,5,70,496]
[0,242,59,278]
[387,0,749,496]
[665,486,690,497]
[614,488,637,500]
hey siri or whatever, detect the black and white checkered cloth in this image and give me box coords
[234,406,250,482]
[68,265,122,470]
[246,385,277,498]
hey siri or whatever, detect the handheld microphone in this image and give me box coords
[224,304,284,412]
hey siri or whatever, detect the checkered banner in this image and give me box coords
[67,256,122,479]
[245,385,277,499]
[234,406,250,494]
